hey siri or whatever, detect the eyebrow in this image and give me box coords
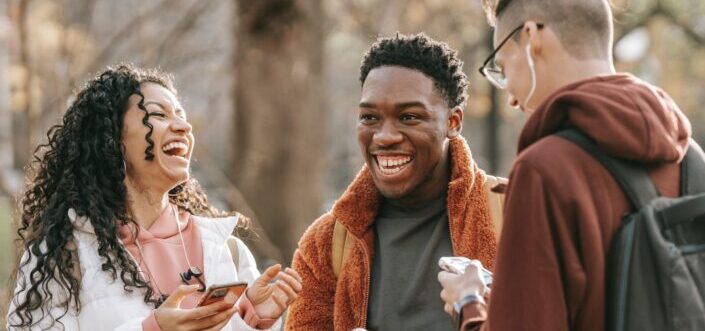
[359,101,375,109]
[395,101,428,111]
[358,101,428,110]
[143,101,186,115]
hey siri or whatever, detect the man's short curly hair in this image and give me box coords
[359,33,468,108]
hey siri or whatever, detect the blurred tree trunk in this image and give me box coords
[232,0,325,263]
[0,6,15,195]
[12,0,32,169]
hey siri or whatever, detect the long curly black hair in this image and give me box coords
[9,64,225,328]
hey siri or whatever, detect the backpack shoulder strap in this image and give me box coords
[484,175,507,239]
[332,220,354,278]
[554,129,660,208]
[681,139,705,195]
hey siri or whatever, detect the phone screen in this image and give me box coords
[197,282,248,307]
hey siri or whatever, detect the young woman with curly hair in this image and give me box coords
[6,64,301,330]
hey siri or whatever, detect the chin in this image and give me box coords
[165,170,190,187]
[375,182,413,201]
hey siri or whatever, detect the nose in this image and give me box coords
[372,120,403,147]
[171,116,192,134]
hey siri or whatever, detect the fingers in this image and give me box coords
[440,288,452,304]
[161,284,200,308]
[256,264,282,285]
[437,271,459,287]
[275,280,298,304]
[278,270,303,293]
[444,302,454,316]
[186,300,233,320]
[464,260,482,274]
[271,290,289,311]
[284,267,302,284]
[440,287,461,308]
[190,305,237,330]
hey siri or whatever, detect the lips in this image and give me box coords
[374,154,413,176]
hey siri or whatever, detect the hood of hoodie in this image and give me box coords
[118,203,191,244]
[518,73,691,164]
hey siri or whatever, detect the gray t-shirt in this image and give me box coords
[367,195,455,331]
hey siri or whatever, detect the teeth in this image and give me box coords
[376,155,412,175]
[162,142,188,156]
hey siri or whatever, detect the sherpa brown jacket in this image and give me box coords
[285,136,499,330]
[461,74,691,331]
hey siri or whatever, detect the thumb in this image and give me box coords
[255,264,282,286]
[161,284,200,308]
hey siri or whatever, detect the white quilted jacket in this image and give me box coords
[6,209,281,331]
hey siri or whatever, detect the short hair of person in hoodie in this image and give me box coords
[483,0,613,60]
[479,0,616,112]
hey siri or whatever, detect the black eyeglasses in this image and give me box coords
[478,23,545,89]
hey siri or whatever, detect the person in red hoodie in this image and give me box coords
[438,0,696,330]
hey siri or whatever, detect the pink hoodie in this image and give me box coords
[119,205,271,330]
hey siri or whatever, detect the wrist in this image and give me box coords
[453,293,486,316]
[143,310,163,331]
[238,293,261,328]
[240,287,279,329]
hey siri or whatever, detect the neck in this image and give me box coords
[124,177,170,229]
[552,57,616,91]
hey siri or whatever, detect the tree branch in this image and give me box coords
[80,0,179,76]
[659,5,705,45]
[614,4,660,45]
[340,0,378,38]
[193,146,285,263]
[144,0,218,66]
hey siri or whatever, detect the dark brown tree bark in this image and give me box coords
[232,0,326,263]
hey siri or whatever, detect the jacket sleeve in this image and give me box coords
[6,246,156,331]
[462,160,580,331]
[6,248,81,331]
[285,216,338,330]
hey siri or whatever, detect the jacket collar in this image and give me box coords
[332,136,483,238]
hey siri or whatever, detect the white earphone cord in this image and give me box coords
[173,204,195,269]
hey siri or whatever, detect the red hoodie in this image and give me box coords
[462,74,692,331]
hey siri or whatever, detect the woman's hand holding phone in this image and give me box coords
[154,284,238,331]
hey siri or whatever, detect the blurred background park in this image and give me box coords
[0,0,703,322]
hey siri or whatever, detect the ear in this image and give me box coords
[447,106,463,139]
[523,21,544,56]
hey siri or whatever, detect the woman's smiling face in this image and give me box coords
[121,82,194,193]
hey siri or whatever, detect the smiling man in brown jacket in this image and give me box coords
[285,34,505,331]
[438,0,698,330]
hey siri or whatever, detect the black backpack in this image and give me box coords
[556,129,705,331]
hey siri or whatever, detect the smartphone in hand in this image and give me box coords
[197,282,248,307]
[438,256,493,286]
